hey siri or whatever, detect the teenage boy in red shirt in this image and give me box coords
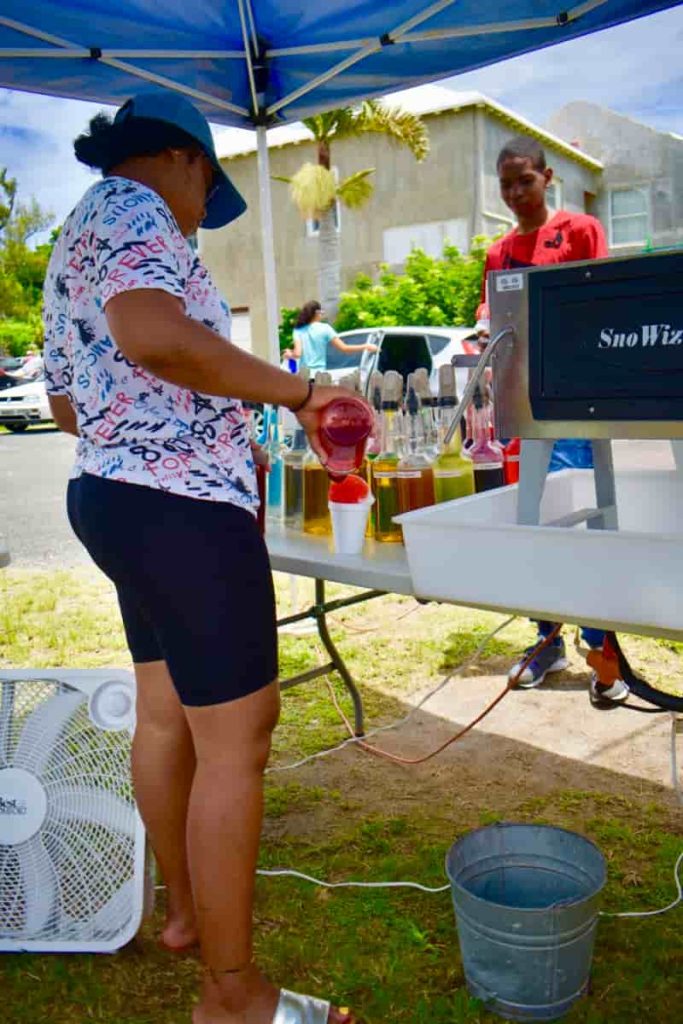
[480,136,628,708]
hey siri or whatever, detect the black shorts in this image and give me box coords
[67,474,278,706]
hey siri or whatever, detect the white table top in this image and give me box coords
[266,523,414,596]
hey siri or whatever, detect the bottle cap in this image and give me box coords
[369,371,383,411]
[438,364,457,406]
[413,368,435,405]
[315,371,332,386]
[299,366,310,382]
[382,370,403,409]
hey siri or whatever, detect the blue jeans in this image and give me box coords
[534,440,604,648]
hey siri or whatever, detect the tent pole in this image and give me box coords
[257,126,280,365]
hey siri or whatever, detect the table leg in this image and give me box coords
[277,580,384,736]
[313,578,365,736]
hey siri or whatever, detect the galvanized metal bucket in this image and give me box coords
[446,823,606,1022]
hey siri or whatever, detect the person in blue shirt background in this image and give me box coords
[285,300,376,373]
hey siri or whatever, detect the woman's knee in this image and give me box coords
[186,680,280,769]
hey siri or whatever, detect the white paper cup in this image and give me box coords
[329,498,374,555]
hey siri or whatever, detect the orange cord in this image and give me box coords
[327,624,563,766]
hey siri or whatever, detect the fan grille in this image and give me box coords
[0,677,140,945]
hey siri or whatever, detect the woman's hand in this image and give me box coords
[294,385,371,466]
[364,342,378,353]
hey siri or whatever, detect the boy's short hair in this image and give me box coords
[496,136,546,172]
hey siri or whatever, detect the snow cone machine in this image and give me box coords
[399,250,683,639]
[490,249,683,441]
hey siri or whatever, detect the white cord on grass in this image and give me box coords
[600,849,682,919]
[257,868,450,893]
[267,614,517,774]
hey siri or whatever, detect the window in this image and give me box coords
[306,167,341,237]
[546,178,563,211]
[609,187,649,246]
[326,333,368,372]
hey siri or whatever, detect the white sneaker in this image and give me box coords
[589,672,629,708]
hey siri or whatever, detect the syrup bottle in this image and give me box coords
[503,437,521,485]
[265,405,283,521]
[282,426,307,529]
[318,393,373,479]
[413,368,439,458]
[302,371,332,535]
[371,370,404,543]
[470,386,505,493]
[433,364,475,502]
[397,386,435,514]
[365,371,384,461]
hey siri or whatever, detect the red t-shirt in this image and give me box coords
[479,211,608,308]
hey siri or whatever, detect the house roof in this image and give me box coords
[215,83,603,172]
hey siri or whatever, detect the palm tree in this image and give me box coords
[274,100,429,322]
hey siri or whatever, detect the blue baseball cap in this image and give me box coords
[114,89,247,229]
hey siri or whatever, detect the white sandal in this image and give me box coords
[272,988,334,1023]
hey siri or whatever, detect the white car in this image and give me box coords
[327,325,480,398]
[0,378,52,432]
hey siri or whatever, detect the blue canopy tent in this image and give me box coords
[0,0,680,359]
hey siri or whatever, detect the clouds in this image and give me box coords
[0,6,680,237]
[0,90,108,229]
[446,8,683,136]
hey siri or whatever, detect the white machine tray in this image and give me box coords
[397,469,683,640]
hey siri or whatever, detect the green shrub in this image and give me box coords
[279,306,300,353]
[335,236,491,333]
[0,315,43,357]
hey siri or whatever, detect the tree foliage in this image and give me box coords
[334,237,491,333]
[0,171,55,355]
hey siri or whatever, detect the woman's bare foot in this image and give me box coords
[191,965,356,1023]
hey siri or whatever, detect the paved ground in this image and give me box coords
[0,426,88,568]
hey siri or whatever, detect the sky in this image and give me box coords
[0,6,681,240]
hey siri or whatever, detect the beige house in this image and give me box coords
[547,101,683,255]
[200,85,603,359]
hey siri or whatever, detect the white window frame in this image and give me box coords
[608,185,650,248]
[546,177,563,211]
[306,166,341,237]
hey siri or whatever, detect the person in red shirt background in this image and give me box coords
[479,136,628,708]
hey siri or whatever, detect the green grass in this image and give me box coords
[0,568,681,1023]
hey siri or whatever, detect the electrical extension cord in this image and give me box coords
[266,614,517,775]
[265,635,683,919]
[259,849,682,920]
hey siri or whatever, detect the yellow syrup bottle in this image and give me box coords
[433,364,475,502]
[371,370,404,543]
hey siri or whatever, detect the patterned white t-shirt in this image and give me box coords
[43,176,257,511]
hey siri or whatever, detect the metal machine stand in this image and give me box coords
[517,438,618,531]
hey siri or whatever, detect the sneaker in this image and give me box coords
[509,637,569,689]
[587,644,629,708]
[589,673,629,708]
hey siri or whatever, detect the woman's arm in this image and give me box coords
[105,289,354,461]
[330,335,378,355]
[106,289,309,410]
[48,394,79,437]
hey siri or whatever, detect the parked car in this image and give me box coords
[327,325,480,398]
[0,356,25,373]
[0,378,52,432]
[0,369,21,391]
